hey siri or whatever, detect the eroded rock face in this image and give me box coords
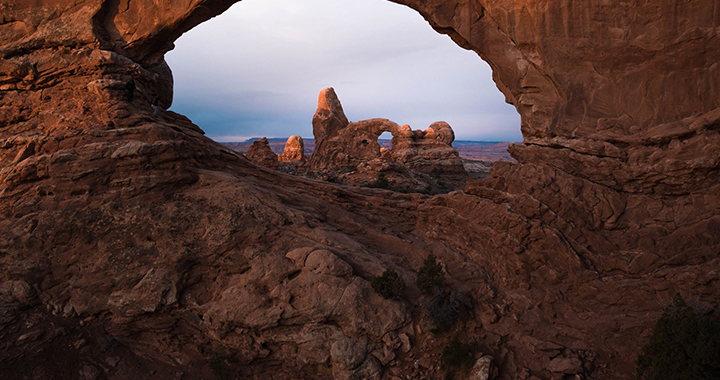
[308,88,467,189]
[278,135,306,163]
[244,137,278,169]
[0,1,719,380]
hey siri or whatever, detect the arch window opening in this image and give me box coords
[377,131,394,151]
[165,0,521,178]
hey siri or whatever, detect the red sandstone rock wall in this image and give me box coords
[395,0,720,137]
[0,1,719,379]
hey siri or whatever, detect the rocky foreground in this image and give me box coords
[1,0,719,379]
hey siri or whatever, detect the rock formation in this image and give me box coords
[244,137,279,169]
[0,1,719,380]
[278,135,306,163]
[308,88,467,189]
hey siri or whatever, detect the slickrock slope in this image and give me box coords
[0,1,718,380]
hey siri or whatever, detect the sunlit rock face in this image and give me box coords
[278,136,306,163]
[0,1,719,380]
[309,88,462,172]
[308,87,467,189]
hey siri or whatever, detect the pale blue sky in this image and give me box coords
[165,0,521,142]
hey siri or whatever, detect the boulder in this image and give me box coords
[546,357,583,374]
[304,249,353,277]
[468,356,496,380]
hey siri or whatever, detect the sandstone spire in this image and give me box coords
[278,135,306,162]
[244,137,278,169]
[312,87,349,142]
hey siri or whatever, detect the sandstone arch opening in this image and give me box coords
[378,131,393,151]
[165,0,521,147]
[3,1,720,379]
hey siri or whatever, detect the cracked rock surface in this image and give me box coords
[0,0,719,379]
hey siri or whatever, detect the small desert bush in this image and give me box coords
[209,354,229,379]
[325,174,342,184]
[636,294,720,380]
[371,268,405,300]
[417,254,445,296]
[428,291,462,333]
[339,165,358,174]
[440,338,474,380]
[99,334,119,352]
[368,173,392,189]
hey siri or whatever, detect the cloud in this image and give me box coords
[166,0,522,142]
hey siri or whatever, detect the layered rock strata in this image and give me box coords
[0,1,718,380]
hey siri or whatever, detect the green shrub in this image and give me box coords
[99,334,119,352]
[325,174,342,184]
[440,338,474,380]
[636,294,720,380]
[368,173,392,189]
[209,354,229,379]
[428,291,462,333]
[417,254,445,296]
[339,165,358,174]
[431,167,445,175]
[371,268,405,300]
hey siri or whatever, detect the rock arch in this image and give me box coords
[6,0,717,193]
[5,0,719,147]
[1,1,719,379]
[308,87,464,176]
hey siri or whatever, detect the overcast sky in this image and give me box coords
[165,0,521,142]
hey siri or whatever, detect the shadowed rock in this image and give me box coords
[244,137,278,169]
[0,1,718,379]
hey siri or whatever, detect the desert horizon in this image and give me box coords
[223,138,517,162]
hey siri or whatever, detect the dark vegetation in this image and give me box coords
[416,254,469,333]
[428,291,463,333]
[99,334,119,352]
[417,254,445,296]
[636,294,720,380]
[367,173,392,189]
[363,172,458,195]
[209,354,229,379]
[440,338,475,380]
[371,268,405,300]
[371,256,466,334]
[325,173,342,184]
